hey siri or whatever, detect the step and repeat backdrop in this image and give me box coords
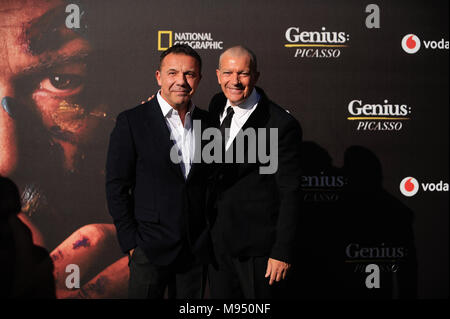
[0,0,448,299]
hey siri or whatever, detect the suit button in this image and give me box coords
[218,173,224,180]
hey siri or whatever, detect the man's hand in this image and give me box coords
[265,258,291,285]
[128,248,135,257]
[49,223,129,298]
[140,95,155,104]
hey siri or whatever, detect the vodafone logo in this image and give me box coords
[400,177,449,197]
[401,34,421,54]
[400,177,419,197]
[401,34,449,54]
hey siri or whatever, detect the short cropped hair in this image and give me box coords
[219,45,258,72]
[159,44,202,73]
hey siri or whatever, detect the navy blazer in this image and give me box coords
[208,87,303,263]
[106,96,212,266]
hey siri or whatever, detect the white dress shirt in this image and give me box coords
[220,88,260,150]
[157,92,195,179]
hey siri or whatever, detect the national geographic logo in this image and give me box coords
[347,99,412,131]
[158,30,224,51]
[284,26,350,58]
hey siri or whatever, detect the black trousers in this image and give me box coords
[208,252,288,299]
[128,246,206,299]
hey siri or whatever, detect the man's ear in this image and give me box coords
[216,69,221,84]
[155,70,162,86]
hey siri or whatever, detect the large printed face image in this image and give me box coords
[0,0,128,298]
[0,0,447,300]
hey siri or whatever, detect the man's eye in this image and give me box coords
[51,75,82,90]
[40,74,83,92]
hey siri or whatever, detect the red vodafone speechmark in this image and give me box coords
[406,35,416,49]
[402,34,421,54]
[405,178,415,192]
[400,177,419,197]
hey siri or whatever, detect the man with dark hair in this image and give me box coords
[158,44,203,73]
[106,44,211,298]
[207,45,303,298]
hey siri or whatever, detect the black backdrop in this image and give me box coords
[0,0,447,298]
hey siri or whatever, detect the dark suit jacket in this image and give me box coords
[106,97,211,266]
[208,87,302,264]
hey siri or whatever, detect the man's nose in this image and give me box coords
[0,81,16,118]
[0,82,18,176]
[179,73,187,84]
[2,97,17,118]
[175,73,190,88]
[230,72,240,85]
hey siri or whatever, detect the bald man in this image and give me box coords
[207,46,303,298]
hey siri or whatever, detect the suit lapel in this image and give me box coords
[225,88,270,163]
[238,92,269,137]
[145,98,185,182]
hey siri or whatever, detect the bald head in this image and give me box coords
[219,46,258,73]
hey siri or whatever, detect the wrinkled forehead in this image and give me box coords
[0,0,62,26]
[219,52,252,70]
[161,53,200,71]
[0,0,74,55]
[0,0,91,75]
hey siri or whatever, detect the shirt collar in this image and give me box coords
[224,88,259,119]
[157,91,195,118]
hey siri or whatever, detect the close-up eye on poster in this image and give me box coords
[0,0,447,315]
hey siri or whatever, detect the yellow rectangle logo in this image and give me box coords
[158,31,173,51]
